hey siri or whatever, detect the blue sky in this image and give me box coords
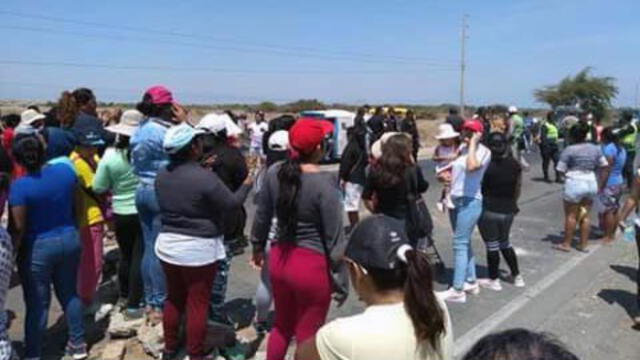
[0,0,638,106]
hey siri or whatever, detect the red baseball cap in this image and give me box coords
[145,85,175,105]
[289,118,334,154]
[462,120,484,133]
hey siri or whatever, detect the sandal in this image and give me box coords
[552,244,571,252]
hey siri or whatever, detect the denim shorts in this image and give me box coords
[564,175,598,203]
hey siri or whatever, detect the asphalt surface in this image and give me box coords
[4,150,639,359]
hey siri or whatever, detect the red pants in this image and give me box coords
[161,261,217,359]
[77,223,104,305]
[266,243,331,360]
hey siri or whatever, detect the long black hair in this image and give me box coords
[13,135,45,173]
[114,134,132,162]
[367,250,446,351]
[0,144,13,193]
[136,93,173,121]
[276,155,303,243]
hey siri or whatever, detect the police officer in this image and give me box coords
[537,111,562,183]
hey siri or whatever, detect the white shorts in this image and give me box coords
[344,182,364,212]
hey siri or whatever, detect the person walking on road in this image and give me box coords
[536,112,562,183]
[597,127,626,244]
[10,135,87,360]
[93,110,145,318]
[477,132,525,291]
[438,121,491,303]
[399,110,421,161]
[296,215,453,360]
[362,133,431,249]
[339,124,368,227]
[554,123,608,253]
[155,123,252,360]
[251,118,347,360]
[507,106,529,171]
[131,85,189,323]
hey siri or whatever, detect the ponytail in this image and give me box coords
[58,91,79,128]
[276,158,302,243]
[404,250,446,350]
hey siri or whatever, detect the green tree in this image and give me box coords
[256,101,278,112]
[534,67,618,119]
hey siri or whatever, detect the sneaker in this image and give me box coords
[477,278,502,291]
[513,275,526,288]
[436,201,445,213]
[124,307,145,320]
[446,197,455,209]
[463,281,480,295]
[65,343,88,360]
[437,288,466,303]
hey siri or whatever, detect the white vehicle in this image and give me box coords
[299,109,356,161]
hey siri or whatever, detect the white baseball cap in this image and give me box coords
[370,132,410,160]
[508,105,518,113]
[197,113,243,137]
[268,130,289,151]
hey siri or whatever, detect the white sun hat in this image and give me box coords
[508,105,518,113]
[435,123,460,140]
[106,109,144,137]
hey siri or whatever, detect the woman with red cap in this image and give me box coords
[438,121,492,303]
[251,118,347,360]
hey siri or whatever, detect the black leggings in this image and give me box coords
[478,210,520,280]
[624,151,636,189]
[114,214,144,309]
[541,145,560,180]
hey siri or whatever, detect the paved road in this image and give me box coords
[4,150,639,359]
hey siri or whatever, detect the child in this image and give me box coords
[434,124,461,212]
[71,129,106,306]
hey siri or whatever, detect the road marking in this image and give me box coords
[452,244,601,358]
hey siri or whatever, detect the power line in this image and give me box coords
[0,59,458,75]
[0,24,459,69]
[0,10,458,66]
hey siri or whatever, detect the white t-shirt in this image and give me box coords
[316,300,453,360]
[155,232,226,267]
[435,145,457,174]
[249,122,269,149]
[450,143,491,200]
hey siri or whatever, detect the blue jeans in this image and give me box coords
[209,244,231,323]
[136,183,166,309]
[449,197,482,290]
[18,228,85,358]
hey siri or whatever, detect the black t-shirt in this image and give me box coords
[481,157,521,214]
[362,166,428,220]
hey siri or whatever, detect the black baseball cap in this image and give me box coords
[346,215,411,270]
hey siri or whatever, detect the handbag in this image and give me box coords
[405,167,434,247]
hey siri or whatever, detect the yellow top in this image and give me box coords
[71,151,104,227]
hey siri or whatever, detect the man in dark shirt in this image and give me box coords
[446,107,465,133]
[367,107,386,143]
[339,126,368,227]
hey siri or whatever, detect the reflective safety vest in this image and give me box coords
[544,122,559,140]
[621,123,638,150]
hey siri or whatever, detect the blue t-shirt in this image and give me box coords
[9,163,78,238]
[602,143,627,187]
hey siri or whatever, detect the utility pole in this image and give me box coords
[459,15,469,116]
[635,81,639,109]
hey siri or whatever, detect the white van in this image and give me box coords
[299,109,356,161]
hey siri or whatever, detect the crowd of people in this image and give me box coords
[0,87,631,360]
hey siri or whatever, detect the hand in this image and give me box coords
[470,132,482,144]
[200,154,217,169]
[250,250,264,270]
[172,104,190,123]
